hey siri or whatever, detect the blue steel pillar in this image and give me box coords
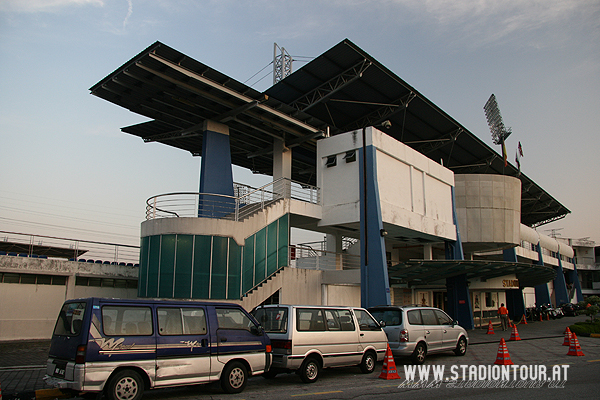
[445,187,474,329]
[534,243,552,306]
[568,266,584,303]
[553,253,570,306]
[358,134,391,308]
[198,121,235,218]
[503,247,525,320]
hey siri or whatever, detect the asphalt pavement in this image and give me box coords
[0,314,592,400]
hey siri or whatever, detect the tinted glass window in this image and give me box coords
[216,308,256,331]
[253,307,288,333]
[369,309,402,326]
[354,309,381,331]
[102,306,152,336]
[296,308,325,331]
[407,310,422,325]
[434,310,453,325]
[420,309,438,325]
[157,307,206,335]
[337,309,356,331]
[54,302,86,336]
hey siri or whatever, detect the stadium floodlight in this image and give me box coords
[484,94,512,145]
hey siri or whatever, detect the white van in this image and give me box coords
[251,305,388,383]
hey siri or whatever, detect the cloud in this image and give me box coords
[122,0,133,29]
[0,0,104,13]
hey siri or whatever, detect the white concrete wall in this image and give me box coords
[455,174,521,250]
[0,256,138,341]
[316,128,456,241]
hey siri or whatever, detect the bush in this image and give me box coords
[569,320,600,336]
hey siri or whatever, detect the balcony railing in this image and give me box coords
[292,244,360,271]
[146,178,320,221]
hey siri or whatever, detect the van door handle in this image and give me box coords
[360,333,364,337]
[425,330,430,334]
[220,337,227,342]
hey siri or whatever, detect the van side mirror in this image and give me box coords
[453,320,459,327]
[251,325,264,336]
[379,321,386,328]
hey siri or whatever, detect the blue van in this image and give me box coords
[43,298,272,399]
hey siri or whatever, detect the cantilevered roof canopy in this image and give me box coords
[90,41,327,184]
[388,260,556,288]
[91,39,569,228]
[265,39,569,228]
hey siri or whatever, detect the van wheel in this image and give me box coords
[220,361,247,394]
[359,351,376,374]
[299,357,320,383]
[411,343,426,365]
[105,370,143,400]
[454,337,467,356]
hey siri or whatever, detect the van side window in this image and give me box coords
[324,309,341,331]
[420,309,438,325]
[216,308,255,331]
[158,307,207,335]
[434,310,452,325]
[407,310,422,325]
[354,309,381,331]
[252,307,288,333]
[336,309,356,331]
[296,308,325,331]
[102,306,152,336]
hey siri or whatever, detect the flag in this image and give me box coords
[501,139,507,167]
[515,141,523,172]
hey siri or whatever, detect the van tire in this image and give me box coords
[411,342,426,365]
[359,351,377,374]
[105,369,143,400]
[299,357,320,383]
[220,361,247,394]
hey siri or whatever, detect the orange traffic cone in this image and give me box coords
[562,327,572,346]
[508,319,513,328]
[494,338,514,365]
[567,333,584,356]
[520,314,528,324]
[509,324,521,341]
[379,344,401,379]
[486,320,495,334]
[539,312,543,322]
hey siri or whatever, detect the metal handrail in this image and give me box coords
[145,179,320,221]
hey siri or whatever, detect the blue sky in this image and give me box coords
[1,0,599,246]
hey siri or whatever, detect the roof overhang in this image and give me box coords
[388,259,556,288]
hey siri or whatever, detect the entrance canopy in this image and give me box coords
[388,260,556,288]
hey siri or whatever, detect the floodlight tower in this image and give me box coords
[483,94,512,166]
[273,43,292,85]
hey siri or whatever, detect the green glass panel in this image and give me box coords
[267,221,278,276]
[278,214,289,268]
[211,236,228,299]
[192,236,211,299]
[254,227,266,285]
[174,235,193,298]
[137,236,149,297]
[146,235,161,298]
[227,240,241,300]
[158,234,176,298]
[242,236,254,294]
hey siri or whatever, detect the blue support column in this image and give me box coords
[553,253,570,306]
[569,266,584,302]
[198,121,235,218]
[444,187,474,329]
[358,142,391,308]
[503,247,525,320]
[534,243,551,306]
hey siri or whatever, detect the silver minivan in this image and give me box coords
[251,305,388,383]
[368,305,468,364]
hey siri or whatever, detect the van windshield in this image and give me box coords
[252,307,288,333]
[53,302,86,336]
[369,309,402,326]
